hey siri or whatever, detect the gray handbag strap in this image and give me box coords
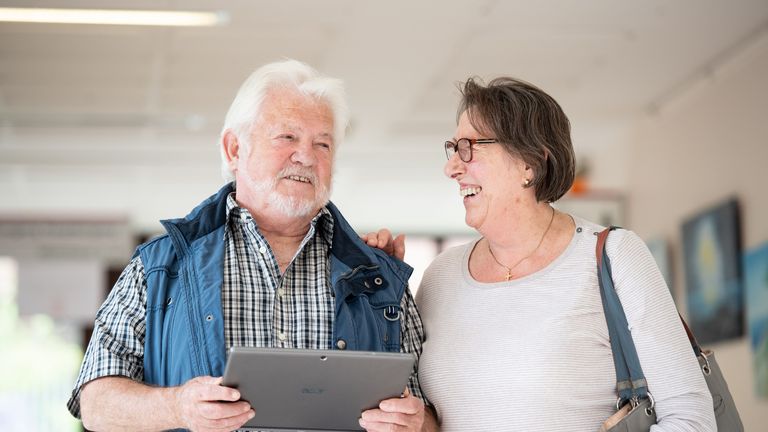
[596,227,650,405]
[679,314,704,358]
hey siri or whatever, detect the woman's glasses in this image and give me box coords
[444,138,498,162]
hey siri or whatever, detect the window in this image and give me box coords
[0,257,82,431]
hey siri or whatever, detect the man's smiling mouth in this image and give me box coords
[286,174,312,184]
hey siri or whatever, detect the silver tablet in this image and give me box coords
[221,347,416,431]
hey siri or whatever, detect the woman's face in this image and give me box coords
[444,111,530,231]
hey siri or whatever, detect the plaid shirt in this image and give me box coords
[68,194,426,419]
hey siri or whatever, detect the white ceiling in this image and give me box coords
[1,0,767,233]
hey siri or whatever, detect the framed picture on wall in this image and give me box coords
[744,242,768,398]
[681,198,743,345]
[554,191,625,227]
[646,237,675,304]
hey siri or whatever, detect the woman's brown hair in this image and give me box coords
[458,77,575,203]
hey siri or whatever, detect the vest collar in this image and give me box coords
[159,182,412,295]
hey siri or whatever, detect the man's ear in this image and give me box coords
[222,131,240,172]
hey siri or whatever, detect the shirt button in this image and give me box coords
[277,288,285,297]
[278,332,287,341]
[336,339,347,350]
[259,246,267,254]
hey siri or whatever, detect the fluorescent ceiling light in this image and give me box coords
[0,7,228,26]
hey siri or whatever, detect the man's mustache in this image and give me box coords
[278,167,317,185]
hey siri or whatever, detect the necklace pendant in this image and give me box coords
[505,271,512,281]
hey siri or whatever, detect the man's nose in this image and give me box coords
[290,140,317,166]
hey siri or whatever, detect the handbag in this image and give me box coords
[595,227,744,432]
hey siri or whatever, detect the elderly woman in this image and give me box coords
[414,77,716,431]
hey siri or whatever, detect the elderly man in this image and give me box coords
[67,60,435,432]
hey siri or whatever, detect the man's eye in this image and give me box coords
[316,142,331,150]
[278,134,295,141]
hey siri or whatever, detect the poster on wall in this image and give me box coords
[744,242,768,398]
[646,237,675,303]
[681,198,743,345]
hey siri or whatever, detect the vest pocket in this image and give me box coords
[372,303,402,351]
[144,269,180,385]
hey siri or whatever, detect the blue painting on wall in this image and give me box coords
[681,198,743,345]
[744,242,768,398]
[647,237,674,303]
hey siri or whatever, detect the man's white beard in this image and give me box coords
[243,168,331,219]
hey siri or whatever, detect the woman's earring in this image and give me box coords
[522,178,531,187]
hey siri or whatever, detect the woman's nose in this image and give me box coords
[444,153,464,179]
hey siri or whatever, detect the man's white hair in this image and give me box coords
[219,59,350,182]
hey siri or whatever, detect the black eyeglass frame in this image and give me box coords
[444,138,499,162]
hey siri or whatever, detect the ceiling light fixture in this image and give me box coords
[0,7,228,27]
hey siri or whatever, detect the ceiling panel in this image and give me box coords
[0,0,767,230]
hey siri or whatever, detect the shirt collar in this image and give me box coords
[225,192,334,245]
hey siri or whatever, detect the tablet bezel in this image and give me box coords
[221,347,415,431]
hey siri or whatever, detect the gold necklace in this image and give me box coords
[487,206,556,281]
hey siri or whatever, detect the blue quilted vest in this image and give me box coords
[137,183,413,387]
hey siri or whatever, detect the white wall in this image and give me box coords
[626,32,768,430]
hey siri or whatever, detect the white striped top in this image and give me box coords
[416,216,716,431]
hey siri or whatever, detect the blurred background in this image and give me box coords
[0,0,767,430]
